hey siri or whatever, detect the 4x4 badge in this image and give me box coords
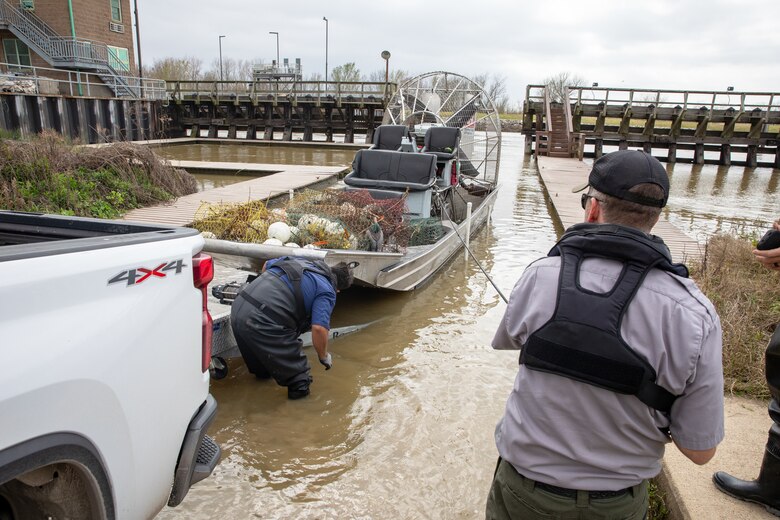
[108,259,186,287]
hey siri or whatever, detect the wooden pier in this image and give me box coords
[536,156,701,263]
[524,86,780,168]
[123,162,347,227]
[165,79,395,144]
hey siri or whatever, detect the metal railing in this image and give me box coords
[569,87,780,115]
[167,79,397,104]
[563,87,584,160]
[0,0,137,97]
[0,0,59,55]
[526,85,780,114]
[534,87,552,158]
[0,61,166,100]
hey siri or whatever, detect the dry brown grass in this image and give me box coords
[0,131,196,217]
[690,234,780,398]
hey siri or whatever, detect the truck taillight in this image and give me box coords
[192,253,214,288]
[192,253,214,373]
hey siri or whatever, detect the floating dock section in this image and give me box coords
[123,162,347,227]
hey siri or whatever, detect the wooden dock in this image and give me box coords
[123,161,347,227]
[166,79,392,143]
[524,85,780,168]
[536,156,701,263]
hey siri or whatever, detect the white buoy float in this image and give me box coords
[267,221,292,243]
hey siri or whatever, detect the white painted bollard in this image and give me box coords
[464,202,472,261]
[289,189,294,201]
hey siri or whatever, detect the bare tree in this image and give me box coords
[487,75,510,113]
[472,73,510,113]
[542,72,586,103]
[205,57,253,81]
[146,56,204,81]
[636,92,667,107]
[237,60,254,82]
[367,68,409,85]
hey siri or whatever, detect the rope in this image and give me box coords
[433,188,509,304]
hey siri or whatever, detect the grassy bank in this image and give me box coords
[691,234,780,398]
[0,132,197,219]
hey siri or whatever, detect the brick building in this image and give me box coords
[0,0,139,96]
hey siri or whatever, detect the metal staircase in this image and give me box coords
[0,0,138,97]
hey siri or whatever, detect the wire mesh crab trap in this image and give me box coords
[190,189,447,253]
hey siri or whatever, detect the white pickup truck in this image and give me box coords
[0,211,221,519]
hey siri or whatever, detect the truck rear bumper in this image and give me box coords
[167,394,221,507]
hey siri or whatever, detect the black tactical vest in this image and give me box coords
[520,223,689,414]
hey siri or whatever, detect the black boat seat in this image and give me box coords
[344,150,436,192]
[370,125,411,151]
[421,127,460,161]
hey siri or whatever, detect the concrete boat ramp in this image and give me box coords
[124,148,773,519]
[123,160,347,227]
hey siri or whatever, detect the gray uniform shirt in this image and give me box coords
[493,255,724,491]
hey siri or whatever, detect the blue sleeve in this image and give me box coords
[310,287,336,329]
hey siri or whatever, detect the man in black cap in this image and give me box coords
[230,257,354,399]
[486,150,724,519]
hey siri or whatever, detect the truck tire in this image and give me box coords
[0,434,114,520]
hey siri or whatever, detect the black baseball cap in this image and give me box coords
[572,150,669,207]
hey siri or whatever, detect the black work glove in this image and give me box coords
[319,353,333,370]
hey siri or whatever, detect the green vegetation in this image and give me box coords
[691,234,780,399]
[0,132,197,219]
[646,233,780,518]
[649,479,670,520]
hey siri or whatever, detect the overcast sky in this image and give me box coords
[138,0,779,107]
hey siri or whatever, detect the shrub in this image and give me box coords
[0,131,197,218]
[690,234,780,398]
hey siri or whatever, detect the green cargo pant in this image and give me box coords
[486,458,648,520]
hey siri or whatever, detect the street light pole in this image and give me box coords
[381,50,391,101]
[323,17,328,83]
[269,31,279,71]
[218,35,225,81]
[133,0,143,80]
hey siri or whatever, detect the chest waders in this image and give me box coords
[521,223,689,414]
[238,257,336,334]
[231,257,336,388]
[264,258,336,334]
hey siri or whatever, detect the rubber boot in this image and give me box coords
[713,444,780,516]
[287,379,311,400]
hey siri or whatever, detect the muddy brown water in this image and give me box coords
[155,134,779,519]
[154,142,358,193]
[154,142,358,167]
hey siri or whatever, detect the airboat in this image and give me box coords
[200,71,502,292]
